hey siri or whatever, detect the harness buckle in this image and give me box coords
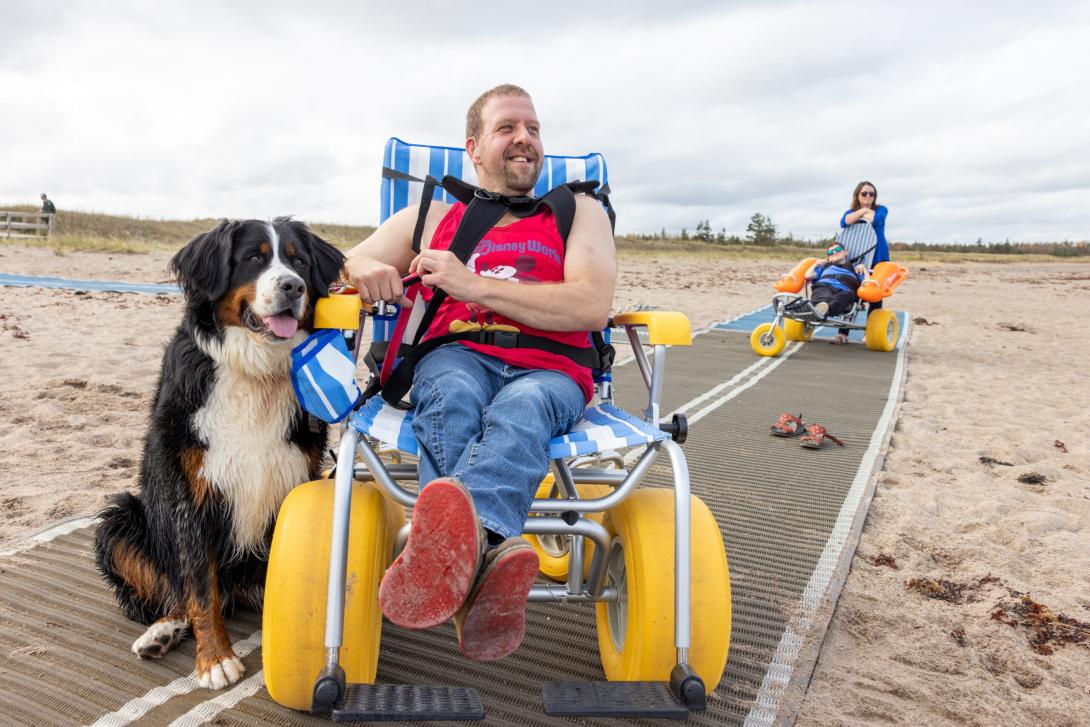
[479,329,520,348]
[598,343,616,371]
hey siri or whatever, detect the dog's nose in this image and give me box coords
[279,276,305,301]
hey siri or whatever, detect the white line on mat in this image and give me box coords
[167,670,267,727]
[87,630,263,727]
[622,342,802,466]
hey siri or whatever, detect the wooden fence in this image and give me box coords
[1,210,54,238]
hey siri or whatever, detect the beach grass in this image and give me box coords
[2,206,1085,264]
[0,205,375,253]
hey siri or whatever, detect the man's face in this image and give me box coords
[467,94,543,195]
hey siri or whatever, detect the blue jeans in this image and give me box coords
[410,344,586,539]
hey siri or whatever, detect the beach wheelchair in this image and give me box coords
[261,139,731,721]
[751,221,908,356]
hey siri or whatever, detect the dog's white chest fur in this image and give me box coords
[193,329,311,556]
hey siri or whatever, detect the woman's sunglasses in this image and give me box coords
[826,245,844,256]
[860,190,875,198]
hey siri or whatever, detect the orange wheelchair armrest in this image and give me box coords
[858,262,909,303]
[612,311,692,346]
[775,257,819,293]
[314,294,364,330]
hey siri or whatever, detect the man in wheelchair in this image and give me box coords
[342,83,616,661]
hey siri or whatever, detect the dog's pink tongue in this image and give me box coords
[265,315,299,338]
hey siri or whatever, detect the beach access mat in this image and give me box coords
[0,273,181,296]
[0,318,910,726]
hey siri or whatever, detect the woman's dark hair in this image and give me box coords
[850,181,878,211]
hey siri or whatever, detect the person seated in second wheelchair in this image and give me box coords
[804,242,867,342]
[343,84,616,661]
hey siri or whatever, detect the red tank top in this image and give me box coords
[419,202,594,402]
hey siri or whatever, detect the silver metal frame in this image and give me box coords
[319,325,696,674]
[765,291,869,343]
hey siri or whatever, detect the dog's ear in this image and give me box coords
[292,222,346,297]
[171,220,237,302]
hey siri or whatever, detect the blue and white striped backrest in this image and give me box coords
[836,222,878,269]
[380,137,609,223]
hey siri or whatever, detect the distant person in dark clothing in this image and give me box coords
[41,194,56,215]
[805,243,867,343]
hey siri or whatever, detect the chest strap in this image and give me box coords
[367,175,615,407]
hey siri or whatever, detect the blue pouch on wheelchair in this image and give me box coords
[290,329,361,423]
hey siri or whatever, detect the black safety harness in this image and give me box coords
[814,261,864,293]
[364,173,617,407]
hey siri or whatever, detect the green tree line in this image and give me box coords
[627,214,1090,257]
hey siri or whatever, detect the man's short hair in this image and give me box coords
[466,84,531,139]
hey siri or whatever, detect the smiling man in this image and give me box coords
[344,84,616,661]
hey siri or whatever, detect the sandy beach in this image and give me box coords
[1,244,1087,724]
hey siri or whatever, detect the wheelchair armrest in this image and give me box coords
[612,311,692,346]
[314,294,364,330]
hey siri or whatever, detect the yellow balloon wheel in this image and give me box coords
[783,318,814,342]
[263,480,405,710]
[864,308,899,352]
[750,322,786,357]
[524,480,614,582]
[595,489,731,689]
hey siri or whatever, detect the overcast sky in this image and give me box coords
[3,1,1088,243]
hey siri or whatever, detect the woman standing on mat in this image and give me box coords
[833,181,890,344]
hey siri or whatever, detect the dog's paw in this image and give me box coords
[132,617,188,659]
[198,655,246,690]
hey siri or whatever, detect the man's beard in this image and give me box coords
[500,148,541,195]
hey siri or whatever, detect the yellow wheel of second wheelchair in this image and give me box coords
[864,308,899,352]
[595,489,731,689]
[750,322,786,357]
[524,480,613,582]
[783,318,814,342]
[263,480,405,710]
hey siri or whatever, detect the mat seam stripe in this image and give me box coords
[687,343,802,426]
[86,630,263,727]
[667,356,770,419]
[0,516,101,557]
[166,670,267,727]
[622,343,800,467]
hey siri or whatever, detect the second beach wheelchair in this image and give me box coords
[751,221,909,356]
[261,139,731,721]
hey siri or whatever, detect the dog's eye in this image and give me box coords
[249,254,263,263]
[292,258,308,270]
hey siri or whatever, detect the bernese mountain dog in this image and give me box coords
[94,217,345,689]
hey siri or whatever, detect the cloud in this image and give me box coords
[1,1,1087,243]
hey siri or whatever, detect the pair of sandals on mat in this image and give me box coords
[770,413,844,449]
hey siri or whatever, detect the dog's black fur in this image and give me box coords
[94,217,344,688]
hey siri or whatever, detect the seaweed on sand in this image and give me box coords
[991,591,1090,655]
[906,574,1002,604]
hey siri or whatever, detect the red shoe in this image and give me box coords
[455,538,539,661]
[800,424,845,449]
[378,478,483,629]
[770,413,805,437]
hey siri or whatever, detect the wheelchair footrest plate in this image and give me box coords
[332,684,485,722]
[542,680,690,719]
